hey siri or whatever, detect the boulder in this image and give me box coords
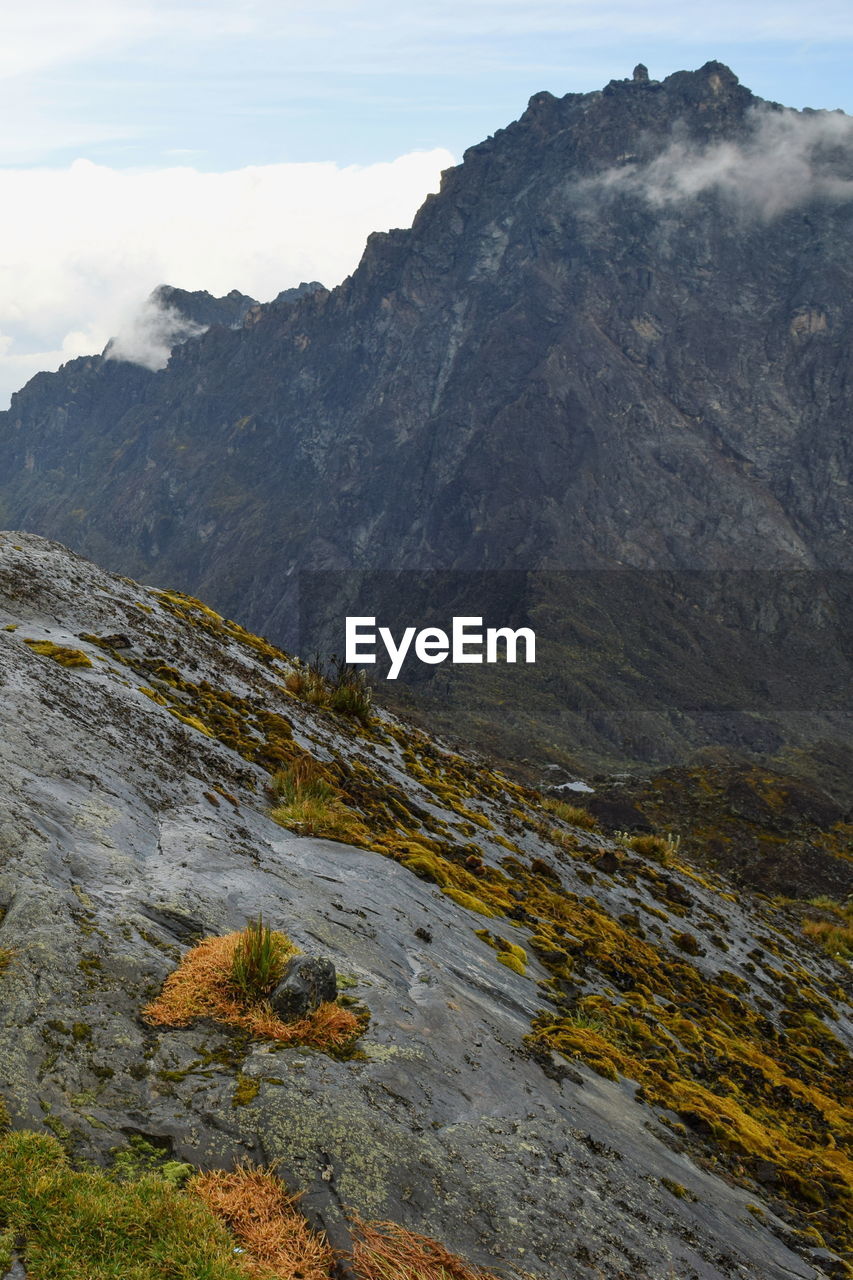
[270,956,337,1022]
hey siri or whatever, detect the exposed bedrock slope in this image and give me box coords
[0,533,849,1278]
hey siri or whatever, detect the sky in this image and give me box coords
[0,0,851,406]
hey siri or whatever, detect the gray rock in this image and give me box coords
[0,534,846,1280]
[269,955,337,1022]
[2,1256,27,1279]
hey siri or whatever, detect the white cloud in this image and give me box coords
[0,148,453,407]
[583,105,853,219]
[0,1,250,79]
[105,296,207,370]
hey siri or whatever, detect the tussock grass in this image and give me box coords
[230,915,290,1001]
[802,899,853,960]
[270,758,370,845]
[619,832,681,863]
[190,1166,334,1279]
[285,656,373,728]
[142,930,358,1049]
[0,1130,244,1279]
[541,796,598,831]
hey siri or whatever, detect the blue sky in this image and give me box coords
[0,0,850,405]
[5,1,852,168]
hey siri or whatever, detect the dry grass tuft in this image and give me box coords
[540,796,598,831]
[270,757,371,845]
[802,903,853,960]
[190,1166,335,1279]
[353,1219,500,1280]
[142,931,359,1048]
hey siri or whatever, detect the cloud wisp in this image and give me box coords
[104,296,208,371]
[585,106,853,219]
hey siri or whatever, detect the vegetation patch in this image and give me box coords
[285,656,374,729]
[22,639,92,668]
[230,915,290,1001]
[352,1218,500,1280]
[191,1165,334,1279]
[474,929,527,975]
[801,898,853,961]
[269,758,372,845]
[541,796,599,831]
[0,1135,502,1280]
[110,1134,192,1187]
[0,1130,244,1279]
[142,926,360,1052]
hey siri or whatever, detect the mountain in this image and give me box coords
[0,532,850,1279]
[0,61,850,787]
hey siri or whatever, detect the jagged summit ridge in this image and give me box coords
[0,64,850,779]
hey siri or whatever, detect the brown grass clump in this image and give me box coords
[353,1219,500,1280]
[802,911,853,960]
[540,796,598,831]
[142,931,359,1049]
[189,1170,500,1280]
[190,1166,335,1280]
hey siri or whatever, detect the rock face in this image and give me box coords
[0,62,850,781]
[0,532,850,1279]
[270,956,338,1021]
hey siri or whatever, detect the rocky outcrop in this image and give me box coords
[0,532,849,1278]
[0,64,849,783]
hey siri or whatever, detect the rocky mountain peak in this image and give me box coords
[0,63,850,787]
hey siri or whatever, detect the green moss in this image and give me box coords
[661,1178,696,1201]
[110,1135,192,1187]
[476,929,527,975]
[443,889,498,917]
[232,1073,261,1107]
[23,639,92,668]
[168,708,214,737]
[0,1131,243,1278]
